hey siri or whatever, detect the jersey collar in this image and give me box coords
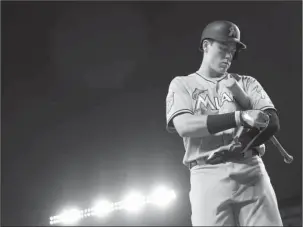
[195,72,228,84]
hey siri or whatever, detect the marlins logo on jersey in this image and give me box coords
[192,88,233,114]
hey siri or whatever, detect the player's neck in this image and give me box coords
[197,62,225,79]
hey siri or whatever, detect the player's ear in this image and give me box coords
[202,39,211,53]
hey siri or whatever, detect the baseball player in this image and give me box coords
[165,21,283,226]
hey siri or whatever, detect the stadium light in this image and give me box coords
[122,191,146,212]
[58,208,82,225]
[83,208,93,217]
[49,185,177,224]
[49,215,61,225]
[148,186,176,207]
[92,200,114,217]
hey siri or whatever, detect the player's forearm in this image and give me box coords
[173,112,239,138]
[173,114,209,137]
[246,109,280,147]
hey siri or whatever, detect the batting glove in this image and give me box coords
[236,110,270,129]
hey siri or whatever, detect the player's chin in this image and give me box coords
[216,67,228,74]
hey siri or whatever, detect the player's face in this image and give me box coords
[205,40,237,74]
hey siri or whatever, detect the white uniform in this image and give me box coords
[166,72,283,226]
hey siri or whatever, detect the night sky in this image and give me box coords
[2,1,302,226]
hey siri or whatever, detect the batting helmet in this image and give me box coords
[199,20,247,58]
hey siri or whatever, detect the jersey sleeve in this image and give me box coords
[245,76,276,111]
[166,77,194,133]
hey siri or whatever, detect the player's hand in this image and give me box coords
[220,74,251,110]
[229,140,266,156]
[240,110,269,129]
[233,128,260,151]
[221,75,238,89]
[229,128,266,155]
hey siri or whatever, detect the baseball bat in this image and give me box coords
[228,80,294,164]
[270,136,293,164]
[207,126,244,161]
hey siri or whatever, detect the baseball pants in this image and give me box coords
[189,155,283,226]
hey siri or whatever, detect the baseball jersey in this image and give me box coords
[166,72,276,167]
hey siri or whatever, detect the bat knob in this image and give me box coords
[284,155,294,164]
[258,144,266,157]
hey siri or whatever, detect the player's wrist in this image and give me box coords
[207,112,237,134]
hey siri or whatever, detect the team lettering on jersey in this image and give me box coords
[192,88,233,113]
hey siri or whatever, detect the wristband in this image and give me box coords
[235,111,242,126]
[207,112,237,134]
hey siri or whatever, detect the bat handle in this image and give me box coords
[233,126,244,143]
[270,136,294,164]
[207,126,244,161]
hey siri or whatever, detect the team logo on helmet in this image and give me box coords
[228,26,237,38]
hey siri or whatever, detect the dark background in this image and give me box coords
[1,1,302,226]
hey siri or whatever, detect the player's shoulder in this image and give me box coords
[169,73,197,86]
[229,73,257,83]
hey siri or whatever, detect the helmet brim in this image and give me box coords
[221,37,247,50]
[236,40,247,50]
[199,37,247,52]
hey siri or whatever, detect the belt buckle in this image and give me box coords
[205,152,227,165]
[189,156,209,169]
[189,160,198,169]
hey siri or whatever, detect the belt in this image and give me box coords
[189,148,259,170]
